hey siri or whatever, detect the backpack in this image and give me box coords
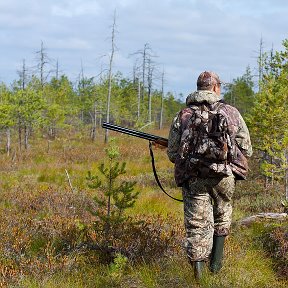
[176,101,235,181]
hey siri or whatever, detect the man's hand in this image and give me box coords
[151,141,167,149]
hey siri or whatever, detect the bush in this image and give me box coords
[85,214,183,264]
[0,187,94,286]
[0,186,183,286]
[262,224,288,278]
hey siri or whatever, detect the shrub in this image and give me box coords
[85,143,183,264]
[262,224,288,278]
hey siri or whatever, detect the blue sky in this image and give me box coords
[0,0,287,97]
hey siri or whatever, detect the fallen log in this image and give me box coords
[237,213,288,226]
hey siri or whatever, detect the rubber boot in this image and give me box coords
[210,235,225,273]
[193,261,205,281]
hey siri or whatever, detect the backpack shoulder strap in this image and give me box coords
[211,100,224,110]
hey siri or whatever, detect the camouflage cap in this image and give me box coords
[197,71,223,90]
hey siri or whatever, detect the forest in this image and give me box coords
[0,38,287,287]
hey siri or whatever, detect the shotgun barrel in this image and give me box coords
[102,122,168,147]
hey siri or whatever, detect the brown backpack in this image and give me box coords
[174,101,236,186]
[182,102,234,162]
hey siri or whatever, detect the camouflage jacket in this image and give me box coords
[167,90,253,186]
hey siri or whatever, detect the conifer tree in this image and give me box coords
[0,83,14,154]
[11,77,45,150]
[247,39,288,193]
[43,75,76,138]
[223,66,254,116]
[86,143,139,236]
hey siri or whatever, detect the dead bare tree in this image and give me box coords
[90,101,98,142]
[16,59,30,152]
[258,37,264,92]
[159,70,165,130]
[137,77,141,119]
[35,41,51,88]
[147,58,154,123]
[141,43,150,101]
[130,44,158,123]
[105,11,117,144]
[55,59,59,80]
[17,59,29,90]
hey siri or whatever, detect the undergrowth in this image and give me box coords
[0,130,287,287]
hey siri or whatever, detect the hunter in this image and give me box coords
[167,71,253,279]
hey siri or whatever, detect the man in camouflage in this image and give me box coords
[167,71,252,279]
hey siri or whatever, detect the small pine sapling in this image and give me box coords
[86,143,139,237]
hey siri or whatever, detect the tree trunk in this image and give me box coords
[141,44,147,101]
[37,40,48,89]
[258,37,264,92]
[6,128,11,156]
[137,79,141,120]
[105,11,116,144]
[285,150,288,201]
[18,123,22,152]
[159,71,164,130]
[238,212,287,226]
[48,124,56,139]
[24,125,29,150]
[90,101,97,142]
[148,86,152,123]
[270,155,274,186]
[147,59,153,123]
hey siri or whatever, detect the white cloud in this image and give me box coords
[0,0,287,95]
[48,37,93,50]
[51,0,102,17]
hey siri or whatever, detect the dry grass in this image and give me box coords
[0,129,287,287]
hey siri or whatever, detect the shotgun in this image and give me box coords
[102,122,168,147]
[101,122,182,202]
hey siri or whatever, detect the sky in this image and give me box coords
[0,0,287,98]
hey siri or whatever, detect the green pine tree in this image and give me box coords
[223,66,255,116]
[86,143,139,236]
[247,39,288,192]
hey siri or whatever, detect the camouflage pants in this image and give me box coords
[182,175,235,261]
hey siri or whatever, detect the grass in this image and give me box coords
[14,243,287,288]
[0,128,287,287]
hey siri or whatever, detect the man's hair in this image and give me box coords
[197,71,221,90]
